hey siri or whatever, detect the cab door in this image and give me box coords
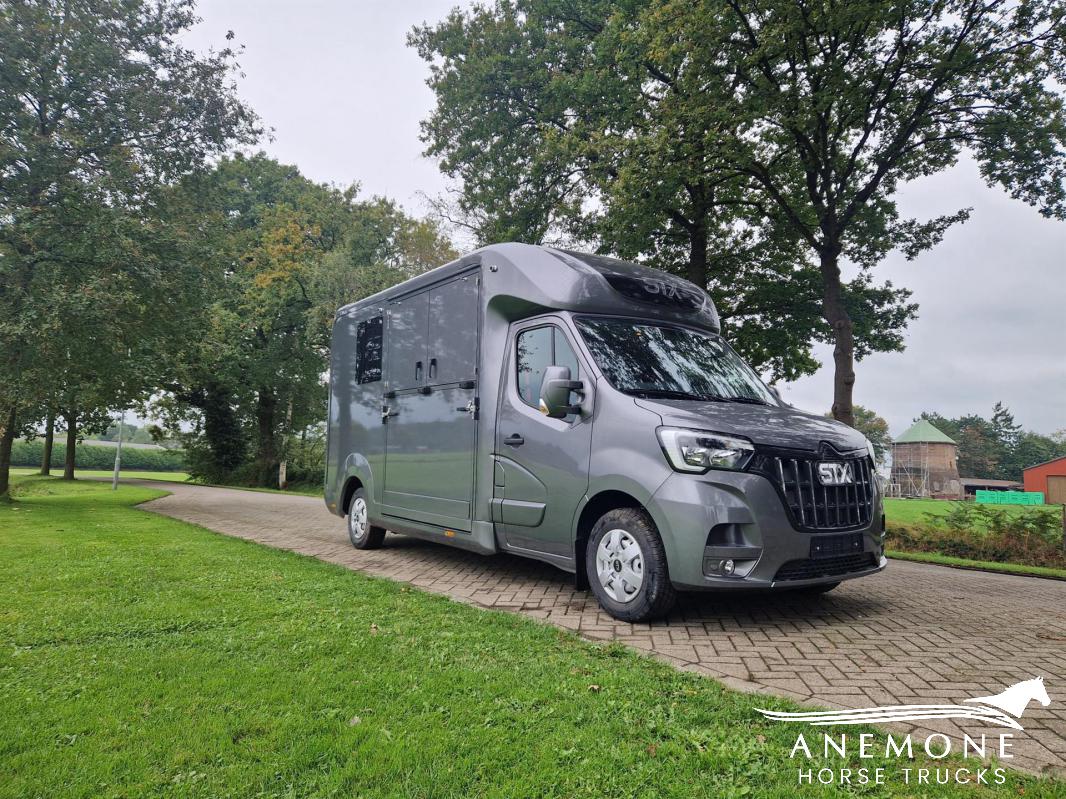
[493,317,593,561]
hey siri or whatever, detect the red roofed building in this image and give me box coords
[1023,456,1066,505]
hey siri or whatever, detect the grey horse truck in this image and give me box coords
[325,243,885,621]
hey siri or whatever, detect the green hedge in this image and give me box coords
[11,439,185,472]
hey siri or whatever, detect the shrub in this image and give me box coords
[180,424,324,490]
[281,425,326,488]
[887,504,1066,569]
[11,439,185,472]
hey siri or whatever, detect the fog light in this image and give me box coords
[722,559,735,576]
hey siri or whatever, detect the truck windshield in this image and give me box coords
[575,317,776,405]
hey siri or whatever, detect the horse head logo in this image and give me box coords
[964,676,1051,720]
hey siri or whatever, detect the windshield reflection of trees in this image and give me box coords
[576,319,773,403]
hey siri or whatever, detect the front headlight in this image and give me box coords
[864,437,877,463]
[656,427,754,473]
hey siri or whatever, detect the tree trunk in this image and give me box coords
[819,250,857,427]
[278,397,293,490]
[0,407,16,498]
[188,380,246,478]
[39,412,54,475]
[63,409,78,480]
[687,220,709,288]
[255,388,278,486]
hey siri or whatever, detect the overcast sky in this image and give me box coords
[181,0,1065,437]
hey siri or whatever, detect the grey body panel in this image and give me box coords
[386,291,429,391]
[326,309,386,508]
[382,385,476,529]
[325,243,883,591]
[635,397,867,452]
[382,273,479,532]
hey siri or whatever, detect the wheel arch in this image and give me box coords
[340,476,364,516]
[573,490,644,590]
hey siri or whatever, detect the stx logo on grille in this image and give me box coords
[817,461,854,486]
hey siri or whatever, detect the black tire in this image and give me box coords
[585,507,677,622]
[347,488,386,550]
[794,581,840,595]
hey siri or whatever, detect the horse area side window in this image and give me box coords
[356,316,383,384]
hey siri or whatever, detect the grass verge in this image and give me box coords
[0,476,1059,798]
[887,550,1066,580]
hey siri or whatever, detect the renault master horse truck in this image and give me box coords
[325,243,885,621]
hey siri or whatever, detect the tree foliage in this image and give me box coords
[829,404,891,465]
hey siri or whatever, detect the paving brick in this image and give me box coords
[137,481,1066,775]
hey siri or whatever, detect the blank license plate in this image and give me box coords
[810,532,864,559]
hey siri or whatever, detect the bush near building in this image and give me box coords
[10,440,185,472]
[886,503,1066,570]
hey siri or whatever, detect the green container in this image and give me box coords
[975,490,1044,505]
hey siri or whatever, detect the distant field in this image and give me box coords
[883,497,1059,528]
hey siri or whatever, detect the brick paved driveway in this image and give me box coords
[134,481,1066,774]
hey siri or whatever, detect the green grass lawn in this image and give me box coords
[9,466,192,483]
[0,477,1060,798]
[8,467,325,497]
[883,497,1059,528]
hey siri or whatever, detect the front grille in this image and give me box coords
[774,552,878,582]
[752,451,875,532]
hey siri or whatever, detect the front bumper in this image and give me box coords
[646,469,885,590]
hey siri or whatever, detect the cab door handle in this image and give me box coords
[504,434,524,447]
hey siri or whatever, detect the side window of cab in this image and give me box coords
[515,325,579,408]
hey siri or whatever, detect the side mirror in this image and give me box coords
[539,365,583,419]
[769,385,784,405]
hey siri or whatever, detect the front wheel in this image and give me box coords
[347,488,386,550]
[585,508,677,622]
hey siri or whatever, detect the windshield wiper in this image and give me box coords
[625,389,723,401]
[719,396,770,405]
[626,389,770,405]
[622,387,741,400]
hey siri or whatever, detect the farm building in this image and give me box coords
[889,420,962,499]
[1023,455,1066,504]
[960,477,1023,497]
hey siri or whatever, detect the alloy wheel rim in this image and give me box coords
[349,497,368,541]
[595,529,644,603]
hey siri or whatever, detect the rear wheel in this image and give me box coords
[347,488,386,550]
[585,508,676,622]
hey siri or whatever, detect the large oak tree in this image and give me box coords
[158,154,457,487]
[0,0,259,496]
[412,0,1066,424]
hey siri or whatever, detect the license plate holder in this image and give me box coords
[810,532,864,559]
